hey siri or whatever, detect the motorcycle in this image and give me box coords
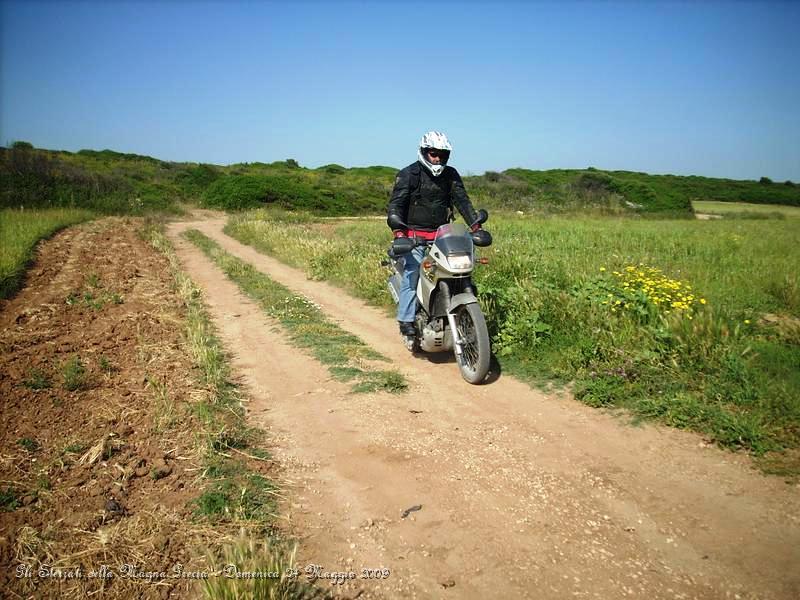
[383,210,493,384]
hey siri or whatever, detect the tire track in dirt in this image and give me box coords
[168,214,800,599]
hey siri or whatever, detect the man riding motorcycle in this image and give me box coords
[387,131,487,336]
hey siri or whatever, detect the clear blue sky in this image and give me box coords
[2,0,798,181]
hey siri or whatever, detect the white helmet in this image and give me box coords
[418,130,452,177]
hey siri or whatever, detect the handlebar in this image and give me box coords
[387,208,489,233]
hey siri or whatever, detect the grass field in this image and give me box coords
[693,200,800,219]
[226,209,800,469]
[0,208,95,298]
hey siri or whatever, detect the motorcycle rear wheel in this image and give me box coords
[454,303,491,384]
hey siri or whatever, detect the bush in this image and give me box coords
[760,176,773,185]
[175,163,221,196]
[617,180,659,209]
[202,174,322,211]
[320,164,346,175]
[493,168,799,212]
[202,175,271,210]
[575,171,614,192]
[0,145,134,211]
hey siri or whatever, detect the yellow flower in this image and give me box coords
[744,319,751,324]
[599,267,606,272]
[700,298,707,305]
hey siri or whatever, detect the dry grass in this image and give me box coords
[12,508,220,597]
[77,436,109,466]
[201,528,323,600]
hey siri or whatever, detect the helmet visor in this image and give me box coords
[425,148,450,161]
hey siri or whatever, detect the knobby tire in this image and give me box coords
[454,303,490,384]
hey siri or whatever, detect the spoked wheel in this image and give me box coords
[454,303,491,384]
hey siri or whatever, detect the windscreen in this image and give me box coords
[434,223,473,255]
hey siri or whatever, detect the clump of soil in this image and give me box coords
[0,218,231,598]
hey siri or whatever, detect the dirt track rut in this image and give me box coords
[167,214,800,599]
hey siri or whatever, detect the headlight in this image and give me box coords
[447,254,473,270]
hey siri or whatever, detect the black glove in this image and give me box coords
[392,236,416,255]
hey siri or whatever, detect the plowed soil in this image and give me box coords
[166,213,800,599]
[0,218,239,599]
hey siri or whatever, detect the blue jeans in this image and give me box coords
[397,246,426,322]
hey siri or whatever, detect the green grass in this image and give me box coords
[0,487,19,511]
[98,355,115,373]
[194,470,277,521]
[62,441,88,455]
[22,368,52,390]
[0,208,95,298]
[693,200,800,219]
[17,437,40,452]
[183,228,407,394]
[226,208,800,466]
[65,289,125,309]
[61,355,88,392]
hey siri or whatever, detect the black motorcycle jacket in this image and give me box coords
[387,161,478,232]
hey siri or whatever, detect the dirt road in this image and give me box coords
[168,213,800,599]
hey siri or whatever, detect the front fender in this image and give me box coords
[448,292,478,312]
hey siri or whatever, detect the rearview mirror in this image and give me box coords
[472,229,492,247]
[470,209,488,230]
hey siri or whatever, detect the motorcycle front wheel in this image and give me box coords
[454,303,491,384]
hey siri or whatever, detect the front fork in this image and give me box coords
[446,312,463,357]
[434,279,464,357]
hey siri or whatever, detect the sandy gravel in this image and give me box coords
[167,213,800,600]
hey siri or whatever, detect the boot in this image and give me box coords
[398,321,415,336]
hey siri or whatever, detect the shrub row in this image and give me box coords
[6,142,797,217]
